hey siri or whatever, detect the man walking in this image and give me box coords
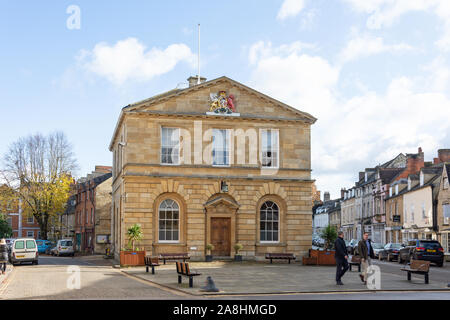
[358,232,375,285]
[334,231,349,285]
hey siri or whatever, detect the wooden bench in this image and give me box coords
[144,256,160,274]
[349,255,361,272]
[176,262,201,288]
[400,259,430,284]
[265,253,296,264]
[159,253,190,265]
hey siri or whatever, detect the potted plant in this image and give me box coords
[120,223,146,267]
[205,244,214,262]
[318,225,337,265]
[234,243,243,262]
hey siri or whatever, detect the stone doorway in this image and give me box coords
[204,194,239,258]
[210,217,231,256]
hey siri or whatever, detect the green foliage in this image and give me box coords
[0,214,12,238]
[234,243,243,254]
[126,223,143,251]
[205,243,214,251]
[320,225,338,250]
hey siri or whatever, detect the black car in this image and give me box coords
[398,239,444,267]
[378,243,403,261]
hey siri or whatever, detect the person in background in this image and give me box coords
[334,231,349,285]
[357,232,375,285]
[0,239,9,275]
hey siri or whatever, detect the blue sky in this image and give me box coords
[1,0,449,198]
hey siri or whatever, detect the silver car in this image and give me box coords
[52,239,74,257]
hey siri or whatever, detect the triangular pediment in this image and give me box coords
[124,76,317,123]
[204,195,240,209]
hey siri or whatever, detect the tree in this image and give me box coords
[0,132,78,240]
[0,214,12,238]
[126,223,143,251]
[320,225,338,250]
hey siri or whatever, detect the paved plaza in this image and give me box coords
[122,260,450,296]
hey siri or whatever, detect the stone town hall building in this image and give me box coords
[109,76,316,261]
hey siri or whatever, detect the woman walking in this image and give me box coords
[0,238,9,274]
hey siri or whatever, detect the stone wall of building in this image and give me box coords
[114,177,312,261]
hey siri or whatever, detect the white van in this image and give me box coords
[10,238,39,265]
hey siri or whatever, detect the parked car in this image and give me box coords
[51,239,74,257]
[36,240,53,254]
[399,239,444,266]
[9,238,38,265]
[45,241,56,255]
[5,238,15,253]
[372,242,385,258]
[378,243,403,261]
[347,239,358,255]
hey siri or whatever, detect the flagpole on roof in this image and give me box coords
[197,23,201,85]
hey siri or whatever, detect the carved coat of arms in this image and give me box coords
[209,91,236,114]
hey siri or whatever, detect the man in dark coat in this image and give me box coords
[357,232,375,284]
[334,231,349,285]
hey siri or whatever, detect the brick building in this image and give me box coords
[109,76,316,261]
[74,166,112,254]
[0,186,42,238]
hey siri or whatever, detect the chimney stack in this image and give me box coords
[341,188,346,199]
[438,149,450,163]
[324,191,330,202]
[359,172,365,181]
[187,76,206,87]
[95,165,112,174]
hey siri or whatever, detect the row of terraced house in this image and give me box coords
[324,147,450,256]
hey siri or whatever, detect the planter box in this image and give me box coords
[309,249,319,258]
[234,255,243,262]
[205,255,213,262]
[302,256,318,265]
[317,250,336,265]
[120,251,145,266]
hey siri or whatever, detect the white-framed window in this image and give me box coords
[27,216,34,224]
[260,129,279,168]
[161,127,180,165]
[6,217,12,227]
[395,185,399,195]
[260,201,279,243]
[91,208,94,224]
[444,176,449,190]
[158,199,180,243]
[212,129,230,166]
[444,204,450,225]
[27,231,34,238]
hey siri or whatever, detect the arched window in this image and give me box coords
[260,201,279,242]
[159,199,179,242]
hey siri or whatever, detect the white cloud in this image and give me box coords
[343,0,450,51]
[277,0,306,20]
[338,34,413,63]
[248,41,338,121]
[248,40,450,199]
[79,38,196,85]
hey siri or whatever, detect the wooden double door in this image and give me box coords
[210,218,231,256]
